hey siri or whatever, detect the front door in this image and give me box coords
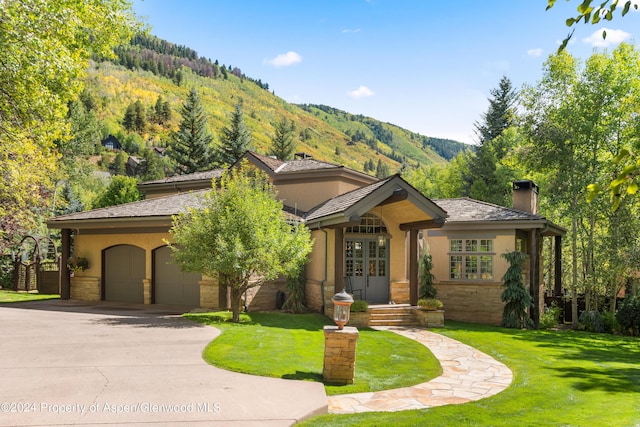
[345,239,389,303]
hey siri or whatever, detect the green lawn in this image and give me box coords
[301,321,640,426]
[184,311,442,395]
[0,290,60,303]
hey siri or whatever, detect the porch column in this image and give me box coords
[409,229,418,306]
[60,228,71,300]
[529,229,541,328]
[554,235,562,297]
[334,227,344,294]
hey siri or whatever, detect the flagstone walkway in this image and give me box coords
[328,326,513,414]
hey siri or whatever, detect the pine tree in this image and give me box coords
[218,101,252,165]
[167,88,216,174]
[123,103,136,132]
[154,95,165,125]
[500,251,533,329]
[133,100,146,132]
[270,117,296,160]
[463,76,517,205]
[375,159,390,179]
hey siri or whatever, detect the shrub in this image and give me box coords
[350,300,368,312]
[501,251,533,329]
[579,310,604,333]
[419,252,436,299]
[616,296,640,336]
[539,303,562,329]
[600,311,618,334]
[417,298,443,310]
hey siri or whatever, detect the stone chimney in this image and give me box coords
[512,180,538,214]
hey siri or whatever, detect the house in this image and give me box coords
[125,155,143,176]
[100,134,122,151]
[46,153,564,325]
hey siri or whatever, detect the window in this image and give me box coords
[449,239,494,280]
[345,213,387,235]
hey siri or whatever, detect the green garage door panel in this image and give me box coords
[154,246,200,306]
[104,245,145,303]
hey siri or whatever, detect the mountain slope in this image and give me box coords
[85,34,469,174]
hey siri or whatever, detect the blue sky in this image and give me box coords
[132,0,640,144]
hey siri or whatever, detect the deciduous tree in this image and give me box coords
[169,163,313,322]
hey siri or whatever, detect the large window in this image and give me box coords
[449,238,494,280]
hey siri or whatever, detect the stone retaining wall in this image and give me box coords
[435,282,503,325]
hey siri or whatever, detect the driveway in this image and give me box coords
[0,300,327,426]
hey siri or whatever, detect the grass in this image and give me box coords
[300,321,640,426]
[184,311,442,395]
[0,290,60,303]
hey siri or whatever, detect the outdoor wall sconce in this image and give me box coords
[332,289,354,330]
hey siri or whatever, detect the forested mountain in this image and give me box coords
[86,33,468,174]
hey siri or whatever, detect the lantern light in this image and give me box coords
[332,289,354,330]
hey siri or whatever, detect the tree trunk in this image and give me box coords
[571,212,579,329]
[230,286,244,323]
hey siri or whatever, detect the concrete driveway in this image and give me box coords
[0,300,327,426]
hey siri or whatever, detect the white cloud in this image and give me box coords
[347,85,374,99]
[582,28,630,47]
[265,51,302,67]
[342,28,361,33]
[527,48,543,58]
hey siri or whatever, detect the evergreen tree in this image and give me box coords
[167,88,216,174]
[419,251,437,299]
[375,159,391,179]
[133,100,146,132]
[500,251,533,329]
[123,103,136,132]
[218,101,252,165]
[270,117,296,160]
[463,76,517,205]
[113,151,127,176]
[154,95,166,124]
[138,148,165,181]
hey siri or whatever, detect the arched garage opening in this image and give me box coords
[152,246,201,306]
[102,245,145,303]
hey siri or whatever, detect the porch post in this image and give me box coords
[60,228,71,300]
[554,235,562,297]
[529,229,541,328]
[335,227,344,294]
[409,229,418,306]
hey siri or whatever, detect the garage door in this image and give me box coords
[104,245,145,303]
[153,246,201,306]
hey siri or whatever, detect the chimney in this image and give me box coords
[512,180,538,214]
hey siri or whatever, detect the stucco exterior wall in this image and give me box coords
[73,231,172,281]
[275,180,366,212]
[426,229,517,325]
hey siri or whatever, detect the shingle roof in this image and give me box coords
[139,169,224,186]
[432,198,544,222]
[48,190,209,223]
[247,152,342,174]
[305,178,391,221]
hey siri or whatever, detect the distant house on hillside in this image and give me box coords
[152,147,166,156]
[126,156,143,176]
[101,135,122,151]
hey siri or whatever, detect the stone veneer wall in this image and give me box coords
[245,279,287,312]
[70,276,101,301]
[390,280,410,304]
[435,282,503,325]
[305,279,334,313]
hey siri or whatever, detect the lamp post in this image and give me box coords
[331,289,354,330]
[323,289,358,385]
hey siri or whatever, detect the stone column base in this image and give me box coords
[70,276,101,301]
[323,325,359,385]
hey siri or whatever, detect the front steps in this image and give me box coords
[368,304,419,326]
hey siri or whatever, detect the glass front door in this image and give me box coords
[345,238,389,303]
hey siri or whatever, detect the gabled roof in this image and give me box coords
[241,151,377,184]
[433,197,566,235]
[304,175,447,228]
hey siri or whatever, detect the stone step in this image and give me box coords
[369,313,415,320]
[368,318,419,326]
